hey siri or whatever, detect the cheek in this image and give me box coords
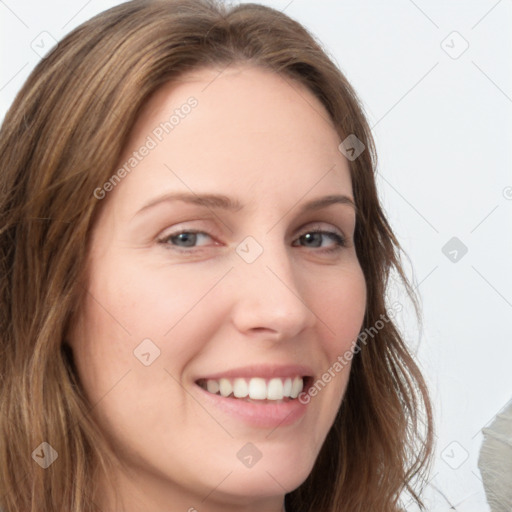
[287,266,365,452]
[69,258,216,450]
[313,265,367,351]
[71,254,233,400]
[85,253,225,341]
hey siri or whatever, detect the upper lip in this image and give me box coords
[195,364,314,382]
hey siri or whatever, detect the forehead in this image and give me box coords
[110,65,352,211]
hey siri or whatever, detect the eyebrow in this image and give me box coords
[136,192,243,215]
[297,194,357,215]
[135,192,357,216]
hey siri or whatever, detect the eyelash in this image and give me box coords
[158,228,347,254]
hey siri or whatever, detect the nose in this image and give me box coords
[229,241,317,341]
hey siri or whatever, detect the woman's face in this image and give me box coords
[69,65,366,512]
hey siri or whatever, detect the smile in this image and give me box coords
[196,376,312,402]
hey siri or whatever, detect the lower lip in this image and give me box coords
[194,384,309,428]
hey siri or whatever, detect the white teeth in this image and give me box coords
[201,376,305,401]
[290,377,302,399]
[233,378,249,398]
[248,377,267,399]
[283,378,292,397]
[219,378,232,397]
[206,380,220,394]
[267,378,284,400]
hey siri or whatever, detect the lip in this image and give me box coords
[194,363,315,381]
[193,378,311,428]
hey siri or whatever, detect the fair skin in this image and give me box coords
[69,65,366,512]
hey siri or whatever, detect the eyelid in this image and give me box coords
[157,219,220,240]
[296,221,346,238]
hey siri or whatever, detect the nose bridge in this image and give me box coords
[230,233,316,337]
[239,232,296,292]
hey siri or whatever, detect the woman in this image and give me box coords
[0,1,433,511]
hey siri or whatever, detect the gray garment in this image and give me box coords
[478,399,512,512]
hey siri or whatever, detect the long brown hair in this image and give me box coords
[0,1,433,510]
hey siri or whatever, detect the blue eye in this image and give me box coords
[159,228,347,253]
[160,230,213,248]
[294,230,346,252]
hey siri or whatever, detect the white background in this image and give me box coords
[1,1,511,510]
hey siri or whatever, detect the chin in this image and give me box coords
[220,454,314,498]
[211,470,307,503]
